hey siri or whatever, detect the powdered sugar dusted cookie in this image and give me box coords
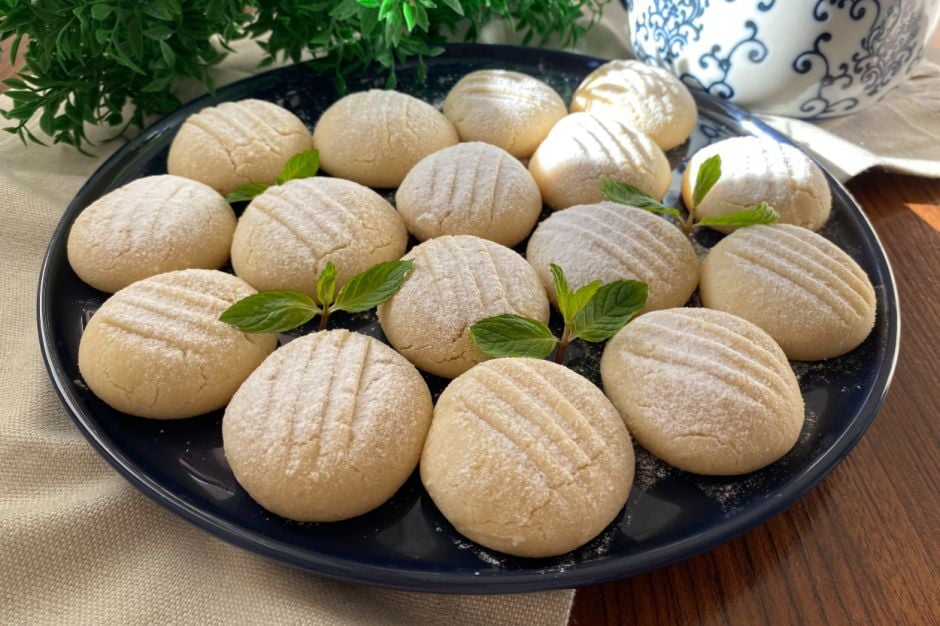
[377,235,550,378]
[421,357,634,557]
[223,330,433,522]
[682,136,831,232]
[601,308,804,475]
[443,69,567,158]
[395,142,542,247]
[571,60,697,150]
[168,99,313,195]
[527,202,698,311]
[312,89,458,188]
[231,177,407,296]
[528,112,671,211]
[67,175,236,293]
[78,269,277,419]
[700,224,876,360]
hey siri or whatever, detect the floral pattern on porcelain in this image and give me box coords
[625,0,939,118]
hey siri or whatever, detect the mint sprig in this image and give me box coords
[469,264,647,363]
[225,149,320,203]
[603,154,779,235]
[468,315,559,359]
[220,259,414,333]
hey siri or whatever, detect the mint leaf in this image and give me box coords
[570,280,648,342]
[316,261,337,308]
[602,179,682,220]
[225,183,269,203]
[550,263,602,323]
[691,154,721,209]
[549,263,574,320]
[277,149,320,185]
[219,290,320,333]
[469,315,558,359]
[568,280,603,321]
[696,202,780,228]
[333,259,414,312]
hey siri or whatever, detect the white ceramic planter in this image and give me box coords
[626,0,940,118]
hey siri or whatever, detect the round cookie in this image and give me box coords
[312,89,458,188]
[421,357,634,558]
[231,177,407,296]
[67,175,236,293]
[526,202,698,311]
[600,308,804,475]
[377,235,549,378]
[395,142,542,247]
[700,224,877,361]
[78,269,277,419]
[528,112,671,211]
[571,59,697,150]
[223,330,433,522]
[442,69,567,158]
[681,136,831,232]
[167,99,313,196]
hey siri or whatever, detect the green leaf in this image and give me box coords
[468,314,558,359]
[277,149,319,185]
[91,4,113,20]
[567,280,603,322]
[159,40,176,67]
[439,0,465,15]
[316,261,337,308]
[143,26,174,41]
[402,3,416,31]
[695,202,781,229]
[549,264,601,324]
[225,183,269,203]
[549,262,572,314]
[141,3,174,21]
[691,154,721,209]
[602,179,682,220]
[219,291,320,333]
[570,280,649,343]
[334,259,414,313]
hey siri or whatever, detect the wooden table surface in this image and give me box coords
[3,36,938,626]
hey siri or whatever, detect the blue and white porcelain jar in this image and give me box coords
[625,0,940,118]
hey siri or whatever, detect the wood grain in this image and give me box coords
[571,173,940,626]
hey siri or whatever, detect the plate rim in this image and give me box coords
[36,43,901,593]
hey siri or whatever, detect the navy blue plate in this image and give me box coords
[38,45,899,593]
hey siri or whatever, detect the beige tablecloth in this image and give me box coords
[0,89,573,626]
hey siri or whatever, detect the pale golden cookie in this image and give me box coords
[443,69,567,158]
[67,175,235,293]
[571,60,697,150]
[377,235,549,378]
[224,330,433,522]
[681,136,831,232]
[601,308,804,475]
[395,142,542,247]
[700,224,876,360]
[528,112,671,211]
[167,99,313,195]
[421,358,634,558]
[78,269,277,419]
[312,89,458,188]
[231,177,407,297]
[526,202,698,311]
